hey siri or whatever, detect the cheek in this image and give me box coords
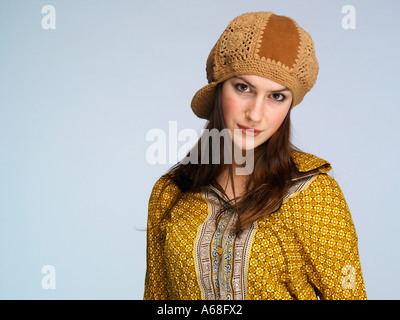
[222,90,242,122]
[268,109,290,132]
[276,110,288,124]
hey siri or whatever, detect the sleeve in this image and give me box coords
[143,175,176,300]
[297,174,367,300]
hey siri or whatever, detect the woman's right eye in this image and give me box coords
[235,83,250,93]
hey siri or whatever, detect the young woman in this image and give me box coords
[144,11,367,300]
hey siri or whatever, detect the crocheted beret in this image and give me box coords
[191,12,319,119]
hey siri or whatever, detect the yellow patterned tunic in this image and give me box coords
[144,152,367,300]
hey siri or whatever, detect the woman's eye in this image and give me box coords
[271,93,286,102]
[235,83,250,92]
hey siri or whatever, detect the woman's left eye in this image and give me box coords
[271,93,286,102]
[235,83,250,92]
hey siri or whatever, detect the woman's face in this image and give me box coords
[221,74,293,150]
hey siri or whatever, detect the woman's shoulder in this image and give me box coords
[286,152,352,224]
[283,169,357,246]
[150,173,179,200]
[290,150,344,195]
[148,173,181,214]
[287,151,349,211]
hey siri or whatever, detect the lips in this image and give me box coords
[237,124,262,137]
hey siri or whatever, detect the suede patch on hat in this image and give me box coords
[258,14,300,68]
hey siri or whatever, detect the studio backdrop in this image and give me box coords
[0,0,399,299]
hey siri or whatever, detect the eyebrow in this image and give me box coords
[234,76,291,92]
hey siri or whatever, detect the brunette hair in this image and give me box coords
[160,83,314,233]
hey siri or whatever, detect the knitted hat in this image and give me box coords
[191,12,319,119]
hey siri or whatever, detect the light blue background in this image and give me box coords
[1,0,399,299]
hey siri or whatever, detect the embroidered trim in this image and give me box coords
[195,187,258,300]
[193,187,215,300]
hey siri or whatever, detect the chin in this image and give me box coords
[231,129,268,151]
[233,137,257,151]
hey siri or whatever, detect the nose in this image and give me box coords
[245,95,264,122]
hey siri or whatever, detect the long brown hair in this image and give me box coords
[160,83,312,233]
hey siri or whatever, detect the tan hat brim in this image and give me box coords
[191,81,220,120]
